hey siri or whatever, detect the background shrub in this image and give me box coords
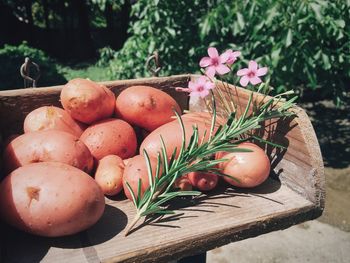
[0,42,66,90]
[105,0,349,104]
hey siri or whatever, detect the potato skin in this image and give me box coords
[140,112,224,160]
[218,143,270,188]
[0,162,105,237]
[60,78,115,124]
[94,155,125,196]
[122,155,161,201]
[188,172,218,191]
[3,130,94,174]
[174,175,192,191]
[24,106,86,137]
[115,85,181,131]
[80,118,137,160]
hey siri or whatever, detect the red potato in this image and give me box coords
[80,118,137,160]
[23,106,86,137]
[0,162,105,237]
[60,78,115,124]
[122,155,161,201]
[218,143,270,188]
[174,175,193,191]
[188,172,218,191]
[115,85,181,131]
[3,130,94,174]
[95,155,125,196]
[140,112,225,160]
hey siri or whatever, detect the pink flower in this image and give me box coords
[237,60,268,87]
[199,47,231,78]
[221,50,241,65]
[176,76,214,98]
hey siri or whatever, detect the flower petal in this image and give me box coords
[199,57,211,67]
[188,81,196,91]
[237,68,249,76]
[239,76,250,87]
[232,51,241,57]
[208,47,219,59]
[199,89,210,98]
[216,64,230,75]
[250,76,262,85]
[206,66,216,78]
[248,60,258,72]
[204,81,215,90]
[219,50,231,63]
[189,91,201,98]
[197,76,209,85]
[256,67,268,77]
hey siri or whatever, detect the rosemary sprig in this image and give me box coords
[124,92,297,236]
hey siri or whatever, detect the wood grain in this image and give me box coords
[0,75,324,263]
[2,180,315,263]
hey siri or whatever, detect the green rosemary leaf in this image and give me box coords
[143,150,154,191]
[210,170,241,183]
[160,135,169,173]
[209,90,217,140]
[155,154,162,181]
[136,178,142,205]
[174,111,186,163]
[250,135,287,149]
[188,125,199,155]
[125,181,138,207]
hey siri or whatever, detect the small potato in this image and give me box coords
[80,118,137,160]
[24,106,86,137]
[122,155,161,201]
[95,155,125,196]
[115,85,181,131]
[174,175,192,191]
[3,130,94,174]
[188,172,218,191]
[140,112,224,160]
[60,78,115,124]
[218,143,270,188]
[0,162,105,237]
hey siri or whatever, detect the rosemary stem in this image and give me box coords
[124,212,141,236]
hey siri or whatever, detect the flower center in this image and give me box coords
[197,85,204,92]
[247,71,255,78]
[211,57,219,66]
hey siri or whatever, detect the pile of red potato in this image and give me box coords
[0,78,270,237]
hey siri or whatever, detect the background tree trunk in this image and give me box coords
[73,0,95,58]
[41,0,50,29]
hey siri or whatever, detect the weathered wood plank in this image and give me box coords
[2,180,315,263]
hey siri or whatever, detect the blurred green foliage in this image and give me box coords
[0,42,66,90]
[104,0,349,103]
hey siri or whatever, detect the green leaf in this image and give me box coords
[322,53,331,70]
[310,3,323,21]
[285,29,293,47]
[237,12,245,29]
[166,27,176,37]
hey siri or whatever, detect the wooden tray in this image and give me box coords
[0,75,325,263]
